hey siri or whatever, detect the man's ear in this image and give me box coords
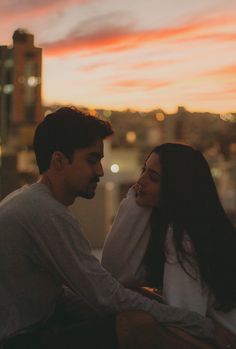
[51,151,68,171]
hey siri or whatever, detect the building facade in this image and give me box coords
[0,29,42,144]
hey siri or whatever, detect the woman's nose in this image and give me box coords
[137,174,145,187]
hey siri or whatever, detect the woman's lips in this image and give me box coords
[136,190,145,197]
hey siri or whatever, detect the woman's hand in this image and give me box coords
[133,183,142,196]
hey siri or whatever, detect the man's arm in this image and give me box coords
[30,208,214,341]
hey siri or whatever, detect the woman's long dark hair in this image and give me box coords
[144,143,236,311]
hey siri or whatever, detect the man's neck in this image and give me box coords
[38,175,74,207]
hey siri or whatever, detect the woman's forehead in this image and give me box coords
[146,153,161,172]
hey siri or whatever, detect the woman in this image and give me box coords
[102,143,236,347]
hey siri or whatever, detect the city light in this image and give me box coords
[220,113,236,123]
[126,131,136,144]
[27,76,40,87]
[103,110,112,118]
[105,182,115,191]
[88,109,97,116]
[110,164,120,173]
[155,112,165,122]
[211,167,222,178]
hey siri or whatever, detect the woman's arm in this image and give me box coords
[163,228,209,316]
[102,187,152,287]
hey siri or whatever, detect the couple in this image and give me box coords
[0,107,235,349]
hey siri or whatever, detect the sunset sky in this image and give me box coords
[1,0,236,113]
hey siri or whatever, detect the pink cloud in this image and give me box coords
[188,88,236,101]
[0,0,92,25]
[203,64,236,78]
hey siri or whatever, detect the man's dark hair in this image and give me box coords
[33,107,113,174]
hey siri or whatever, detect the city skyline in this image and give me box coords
[1,0,236,113]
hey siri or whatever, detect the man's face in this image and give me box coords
[63,139,104,200]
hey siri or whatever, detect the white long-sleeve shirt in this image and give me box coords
[102,188,236,335]
[0,183,214,341]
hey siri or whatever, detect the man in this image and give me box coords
[0,107,214,349]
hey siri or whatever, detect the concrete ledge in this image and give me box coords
[116,311,214,349]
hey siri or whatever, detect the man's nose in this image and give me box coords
[96,162,104,177]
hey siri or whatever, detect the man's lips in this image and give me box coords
[90,181,99,188]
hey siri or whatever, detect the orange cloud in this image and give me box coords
[212,64,236,76]
[80,62,110,72]
[175,32,236,44]
[111,79,170,90]
[225,88,236,94]
[129,59,178,70]
[41,11,236,57]
[203,64,236,78]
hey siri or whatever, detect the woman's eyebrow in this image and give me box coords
[145,165,161,177]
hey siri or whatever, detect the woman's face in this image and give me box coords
[135,152,161,207]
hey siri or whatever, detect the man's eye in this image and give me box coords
[88,157,97,165]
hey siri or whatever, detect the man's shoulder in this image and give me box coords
[0,183,65,217]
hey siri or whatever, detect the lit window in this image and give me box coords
[3,84,14,94]
[5,59,14,68]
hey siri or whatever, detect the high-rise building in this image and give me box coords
[0,29,42,143]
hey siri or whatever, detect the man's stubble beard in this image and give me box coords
[79,191,96,199]
[78,178,99,199]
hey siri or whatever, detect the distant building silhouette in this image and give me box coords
[0,29,42,144]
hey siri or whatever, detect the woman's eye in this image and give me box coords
[150,174,160,182]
